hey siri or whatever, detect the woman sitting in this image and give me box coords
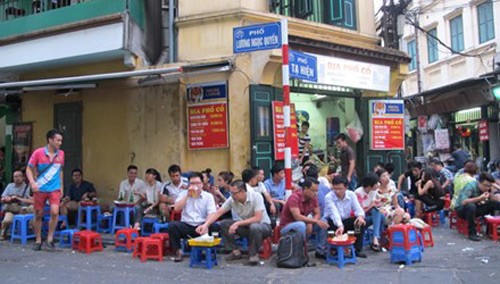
[416,168,444,217]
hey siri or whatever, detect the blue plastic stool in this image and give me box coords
[97,214,113,233]
[59,229,79,248]
[326,242,357,268]
[112,206,135,233]
[42,215,68,238]
[181,239,191,256]
[141,217,159,236]
[363,228,373,247]
[189,246,218,269]
[153,222,169,233]
[236,237,249,251]
[77,205,101,230]
[439,210,446,225]
[10,214,36,245]
[390,245,422,265]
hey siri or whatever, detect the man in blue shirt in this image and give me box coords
[264,164,286,209]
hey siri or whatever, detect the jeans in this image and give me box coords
[280,221,307,240]
[456,201,500,235]
[313,222,327,254]
[365,208,385,238]
[348,175,358,191]
[219,219,272,257]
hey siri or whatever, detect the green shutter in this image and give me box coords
[324,0,343,24]
[294,0,314,18]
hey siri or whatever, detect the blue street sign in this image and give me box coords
[289,50,317,82]
[233,22,282,53]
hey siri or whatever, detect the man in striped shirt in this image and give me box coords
[298,121,311,166]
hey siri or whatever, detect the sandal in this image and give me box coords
[370,243,382,252]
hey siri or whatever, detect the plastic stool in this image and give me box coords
[133,237,148,259]
[59,229,79,248]
[151,233,173,254]
[170,210,181,222]
[443,194,451,211]
[189,246,218,269]
[236,237,249,251]
[153,222,169,233]
[326,236,357,268]
[423,211,440,227]
[259,237,273,260]
[42,215,68,238]
[181,239,191,256]
[457,217,482,236]
[418,226,434,247]
[10,214,35,245]
[141,216,159,237]
[388,224,422,265]
[363,228,373,247]
[115,228,139,252]
[141,238,163,262]
[77,205,101,230]
[272,225,282,244]
[439,210,446,225]
[112,206,135,233]
[485,216,500,241]
[97,214,113,233]
[390,246,422,265]
[449,211,458,229]
[72,230,103,254]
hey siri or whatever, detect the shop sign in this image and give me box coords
[417,116,427,131]
[478,120,489,141]
[272,101,299,160]
[369,100,405,150]
[316,54,390,92]
[233,22,282,53]
[187,81,227,102]
[289,50,317,82]
[188,102,228,150]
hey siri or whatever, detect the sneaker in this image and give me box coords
[468,234,481,242]
[43,241,56,251]
[314,251,326,259]
[225,252,243,261]
[248,255,260,265]
[32,242,42,251]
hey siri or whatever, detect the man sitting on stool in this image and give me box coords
[197,179,272,265]
[323,175,367,258]
[169,172,218,262]
[60,169,97,228]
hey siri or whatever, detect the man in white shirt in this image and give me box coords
[117,165,145,204]
[243,168,276,216]
[159,164,188,221]
[323,175,367,258]
[168,172,217,262]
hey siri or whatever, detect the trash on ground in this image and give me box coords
[462,247,474,252]
[446,242,455,246]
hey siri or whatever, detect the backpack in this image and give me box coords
[276,230,308,268]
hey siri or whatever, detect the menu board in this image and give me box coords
[188,102,228,150]
[370,100,405,150]
[272,101,299,160]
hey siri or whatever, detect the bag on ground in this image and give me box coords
[276,230,308,268]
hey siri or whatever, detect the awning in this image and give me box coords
[404,71,499,117]
[0,60,232,95]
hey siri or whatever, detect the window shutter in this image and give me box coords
[294,0,314,18]
[324,0,344,24]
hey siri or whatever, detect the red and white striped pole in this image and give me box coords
[281,18,292,192]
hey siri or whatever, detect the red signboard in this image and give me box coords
[478,120,489,141]
[272,102,299,160]
[371,117,405,150]
[188,102,228,149]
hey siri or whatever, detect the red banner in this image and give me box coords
[478,120,489,141]
[188,102,228,150]
[371,117,404,150]
[272,102,299,160]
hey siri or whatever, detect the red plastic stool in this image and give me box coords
[259,237,273,260]
[72,230,103,254]
[485,216,500,241]
[443,194,451,211]
[457,217,482,235]
[449,211,458,229]
[423,211,440,227]
[151,233,173,255]
[170,210,181,221]
[141,238,163,262]
[418,226,434,247]
[272,225,282,244]
[115,228,139,252]
[133,237,148,259]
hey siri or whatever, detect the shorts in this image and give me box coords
[33,190,61,211]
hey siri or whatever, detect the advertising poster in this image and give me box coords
[434,128,450,149]
[370,100,405,150]
[12,122,33,170]
[186,81,227,103]
[272,102,299,160]
[187,102,228,150]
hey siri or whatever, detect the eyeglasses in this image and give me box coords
[189,182,203,186]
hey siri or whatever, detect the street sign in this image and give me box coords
[233,22,282,53]
[289,50,317,82]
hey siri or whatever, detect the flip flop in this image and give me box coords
[370,243,382,252]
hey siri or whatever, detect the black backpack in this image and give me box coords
[276,230,308,268]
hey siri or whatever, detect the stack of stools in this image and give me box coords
[485,216,500,241]
[188,238,220,269]
[115,228,139,252]
[72,230,103,254]
[77,204,101,231]
[326,235,357,268]
[59,228,79,248]
[388,224,422,265]
[10,214,36,245]
[112,206,135,233]
[133,237,163,262]
[423,211,440,227]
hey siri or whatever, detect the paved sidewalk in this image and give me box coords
[0,225,498,284]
